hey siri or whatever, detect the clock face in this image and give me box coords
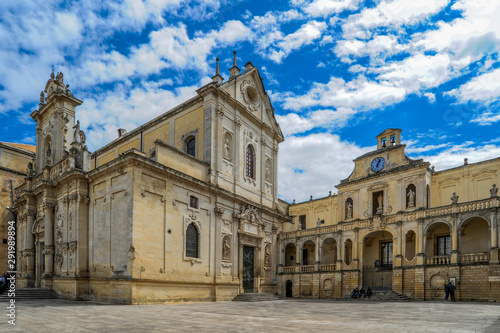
[371,157,385,172]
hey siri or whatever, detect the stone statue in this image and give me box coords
[223,238,230,260]
[40,91,45,103]
[265,246,270,266]
[73,120,80,143]
[451,192,459,204]
[347,201,353,219]
[491,184,498,198]
[407,188,415,207]
[224,138,230,160]
[265,163,271,181]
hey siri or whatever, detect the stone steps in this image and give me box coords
[0,288,57,301]
[233,293,283,302]
[341,290,413,302]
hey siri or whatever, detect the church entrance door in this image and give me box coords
[242,246,254,292]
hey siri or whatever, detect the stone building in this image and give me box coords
[13,54,289,303]
[280,129,500,301]
[0,142,35,274]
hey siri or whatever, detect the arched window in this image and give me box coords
[246,145,255,178]
[186,223,199,258]
[186,137,196,157]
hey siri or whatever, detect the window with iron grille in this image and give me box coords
[189,195,198,209]
[437,235,451,255]
[380,241,393,267]
[246,145,254,178]
[186,223,199,258]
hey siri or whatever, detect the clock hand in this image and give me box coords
[376,160,381,168]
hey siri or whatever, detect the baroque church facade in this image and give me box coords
[10,60,500,303]
[13,54,289,303]
[280,129,500,301]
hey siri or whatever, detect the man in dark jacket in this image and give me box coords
[448,282,456,302]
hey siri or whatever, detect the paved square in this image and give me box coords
[1,299,499,333]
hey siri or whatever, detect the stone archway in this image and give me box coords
[459,216,489,264]
[362,230,394,290]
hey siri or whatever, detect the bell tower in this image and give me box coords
[31,71,83,175]
[376,128,402,149]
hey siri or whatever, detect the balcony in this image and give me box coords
[460,252,489,264]
[426,255,450,265]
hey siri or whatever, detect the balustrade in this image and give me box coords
[460,252,489,264]
[426,255,450,265]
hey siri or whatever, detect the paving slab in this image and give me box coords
[0,299,499,333]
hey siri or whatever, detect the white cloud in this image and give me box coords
[278,133,372,202]
[447,67,500,104]
[342,0,450,39]
[270,20,328,63]
[282,75,406,111]
[424,92,436,103]
[276,107,355,137]
[418,143,500,171]
[304,0,360,17]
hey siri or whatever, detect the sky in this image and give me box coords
[1,0,499,203]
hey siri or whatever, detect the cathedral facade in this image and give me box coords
[280,129,500,301]
[13,55,289,303]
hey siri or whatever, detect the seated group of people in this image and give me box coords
[351,286,372,299]
[0,273,9,292]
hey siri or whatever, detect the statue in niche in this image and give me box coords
[347,201,353,219]
[264,245,270,266]
[224,138,230,160]
[376,194,384,214]
[265,161,271,181]
[222,238,231,261]
[407,188,416,208]
[491,184,498,198]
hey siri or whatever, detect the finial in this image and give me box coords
[329,191,332,197]
[50,69,55,79]
[215,57,220,76]
[233,51,237,67]
[310,195,313,201]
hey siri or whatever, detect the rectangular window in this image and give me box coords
[380,241,393,267]
[437,236,451,255]
[189,195,199,209]
[299,215,306,230]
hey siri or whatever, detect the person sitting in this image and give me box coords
[351,287,360,299]
[359,287,366,298]
[366,287,372,299]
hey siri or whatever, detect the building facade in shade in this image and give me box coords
[13,56,289,303]
[0,143,35,274]
[279,129,500,301]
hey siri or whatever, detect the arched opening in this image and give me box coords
[362,231,394,290]
[185,223,199,258]
[405,230,416,261]
[302,240,316,266]
[285,280,293,298]
[344,239,352,265]
[284,243,296,267]
[322,238,337,265]
[425,222,451,265]
[460,217,489,263]
[186,136,196,157]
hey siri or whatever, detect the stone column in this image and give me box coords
[451,216,459,265]
[336,231,343,271]
[315,233,320,271]
[394,221,403,267]
[490,210,499,263]
[295,240,301,272]
[43,203,54,277]
[416,219,425,266]
[353,228,359,264]
[238,243,244,293]
[25,210,36,280]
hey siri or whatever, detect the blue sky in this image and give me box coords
[1,0,499,202]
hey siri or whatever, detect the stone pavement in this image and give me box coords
[1,299,499,333]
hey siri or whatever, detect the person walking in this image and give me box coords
[444,282,450,301]
[448,282,456,302]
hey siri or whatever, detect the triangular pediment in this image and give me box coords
[220,64,283,142]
